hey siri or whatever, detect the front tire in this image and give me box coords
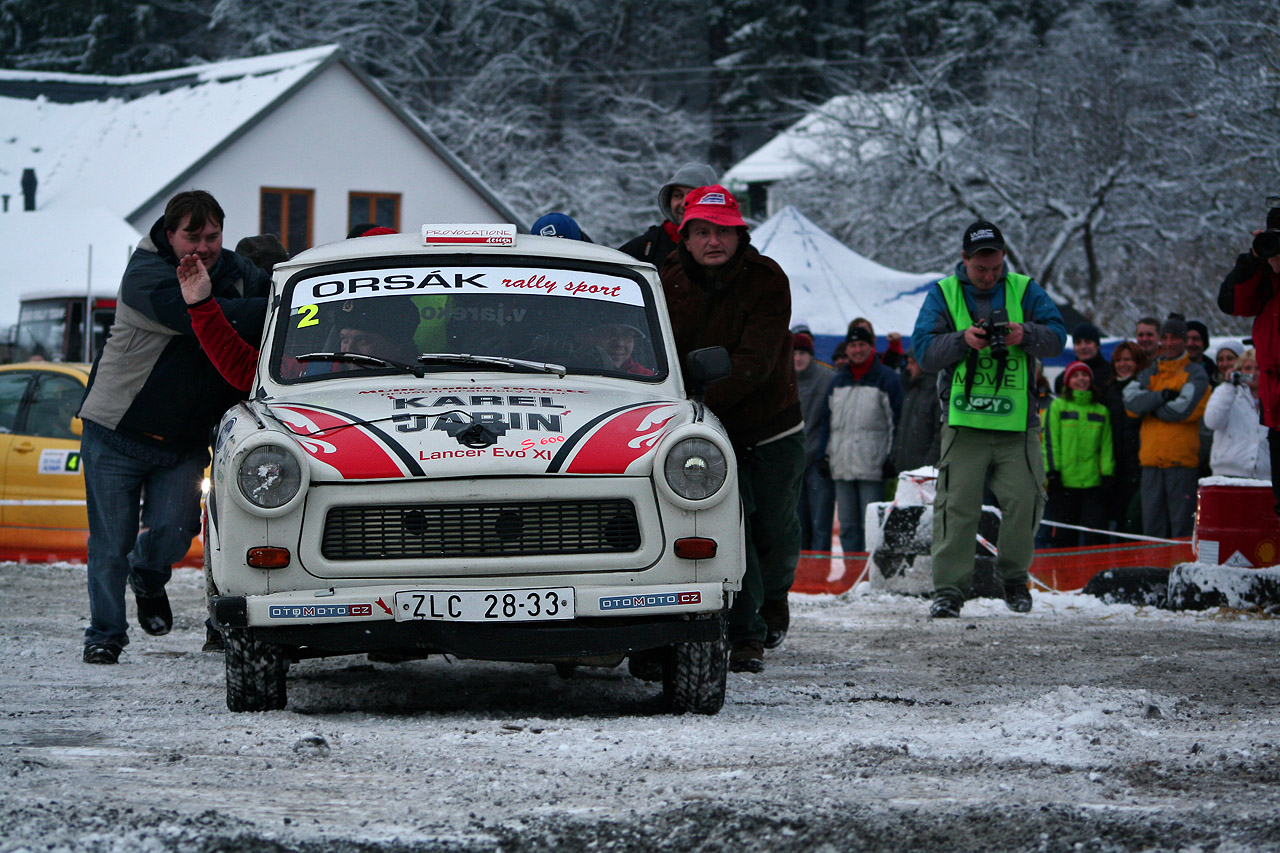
[224,627,288,711]
[662,615,728,715]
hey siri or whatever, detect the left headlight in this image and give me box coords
[237,444,303,510]
[663,437,728,501]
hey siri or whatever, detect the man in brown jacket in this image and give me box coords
[660,185,804,673]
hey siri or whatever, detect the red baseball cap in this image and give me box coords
[679,185,747,231]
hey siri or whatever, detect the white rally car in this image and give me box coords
[207,225,744,714]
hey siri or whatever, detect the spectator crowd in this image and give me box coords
[796,304,1262,555]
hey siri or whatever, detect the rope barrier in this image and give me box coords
[1038,519,1183,545]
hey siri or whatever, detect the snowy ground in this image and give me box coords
[3,562,1280,852]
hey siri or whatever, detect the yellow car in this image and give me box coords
[0,362,202,565]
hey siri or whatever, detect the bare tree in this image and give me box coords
[772,0,1280,335]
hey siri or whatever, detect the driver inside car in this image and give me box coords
[330,296,421,366]
[579,322,654,376]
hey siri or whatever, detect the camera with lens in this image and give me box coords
[1230,371,1244,386]
[1252,196,1280,259]
[976,307,1010,358]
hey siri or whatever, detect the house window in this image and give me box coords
[260,188,314,255]
[348,192,401,233]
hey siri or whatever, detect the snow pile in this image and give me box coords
[980,685,1166,765]
[863,467,1004,595]
[1198,475,1273,489]
[1169,561,1280,610]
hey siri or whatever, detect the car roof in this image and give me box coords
[0,361,91,381]
[271,232,655,276]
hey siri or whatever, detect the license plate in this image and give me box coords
[393,588,575,622]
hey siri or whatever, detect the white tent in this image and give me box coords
[0,207,139,331]
[752,205,942,339]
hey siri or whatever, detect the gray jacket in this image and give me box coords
[796,359,834,466]
[892,369,943,472]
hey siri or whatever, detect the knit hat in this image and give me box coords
[1186,319,1210,347]
[962,220,1005,254]
[793,331,815,354]
[337,296,420,343]
[1062,360,1093,386]
[1161,313,1188,339]
[1215,340,1243,357]
[1071,322,1102,344]
[360,226,397,237]
[531,212,584,241]
[679,185,747,231]
[846,325,875,346]
[234,234,289,272]
[659,163,719,224]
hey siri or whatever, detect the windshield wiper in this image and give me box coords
[416,352,567,377]
[296,351,426,378]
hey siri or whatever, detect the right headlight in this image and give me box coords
[231,440,308,516]
[663,437,729,501]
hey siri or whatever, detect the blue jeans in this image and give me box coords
[82,426,206,648]
[834,479,884,554]
[796,461,836,551]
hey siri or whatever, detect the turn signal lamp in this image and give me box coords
[674,538,717,559]
[247,547,291,569]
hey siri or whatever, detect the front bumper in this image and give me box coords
[210,604,723,661]
[210,580,728,660]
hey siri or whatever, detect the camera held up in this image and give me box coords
[1252,196,1280,260]
[977,307,1011,358]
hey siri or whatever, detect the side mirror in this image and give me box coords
[685,346,731,398]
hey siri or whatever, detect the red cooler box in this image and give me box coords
[1195,482,1280,567]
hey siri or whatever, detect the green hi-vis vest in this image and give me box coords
[938,273,1031,431]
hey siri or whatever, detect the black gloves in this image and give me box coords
[1161,389,1180,402]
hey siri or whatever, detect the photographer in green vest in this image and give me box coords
[910,221,1067,618]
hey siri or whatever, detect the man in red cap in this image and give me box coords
[660,185,804,673]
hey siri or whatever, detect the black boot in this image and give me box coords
[135,589,173,636]
[760,597,790,649]
[929,594,962,618]
[1003,582,1032,613]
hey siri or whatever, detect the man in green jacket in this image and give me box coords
[910,221,1066,617]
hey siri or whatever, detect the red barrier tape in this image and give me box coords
[792,540,1195,595]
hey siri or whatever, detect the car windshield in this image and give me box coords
[269,259,666,383]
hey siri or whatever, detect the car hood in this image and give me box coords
[249,379,697,481]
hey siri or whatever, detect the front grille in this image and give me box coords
[321,499,641,560]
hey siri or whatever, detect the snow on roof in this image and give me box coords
[0,46,336,220]
[724,90,951,187]
[0,45,336,88]
[0,207,139,329]
[753,205,941,337]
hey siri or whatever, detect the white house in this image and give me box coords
[0,45,524,336]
